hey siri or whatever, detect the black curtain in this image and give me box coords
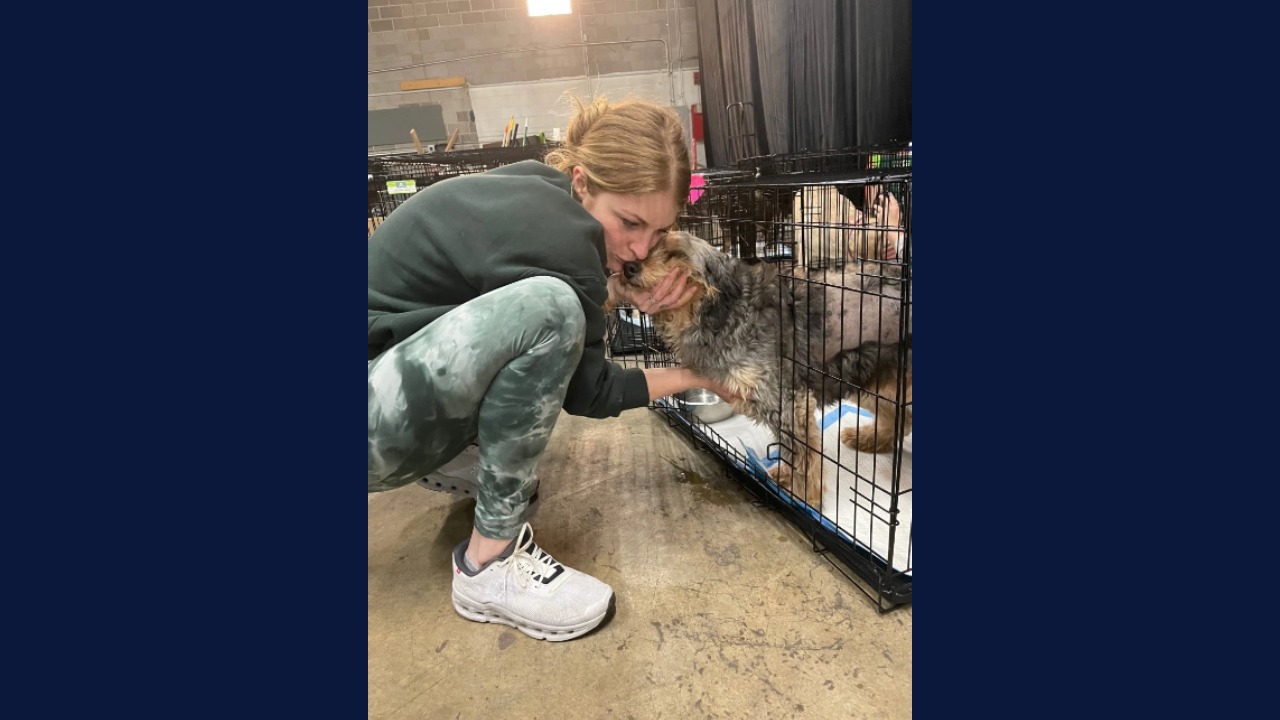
[696,0,911,167]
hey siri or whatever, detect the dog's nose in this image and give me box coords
[623,261,641,280]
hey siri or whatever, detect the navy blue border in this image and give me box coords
[918,3,1276,715]
[5,9,369,717]
[917,5,1128,711]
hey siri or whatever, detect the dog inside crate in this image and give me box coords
[620,173,911,574]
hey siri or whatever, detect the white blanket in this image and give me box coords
[662,401,913,574]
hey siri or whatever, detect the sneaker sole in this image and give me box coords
[416,479,540,515]
[451,590,615,642]
[419,479,540,512]
[417,477,478,497]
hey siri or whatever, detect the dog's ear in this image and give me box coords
[670,230,719,275]
[694,250,742,329]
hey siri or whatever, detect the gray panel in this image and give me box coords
[368,105,449,147]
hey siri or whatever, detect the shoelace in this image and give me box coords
[511,541,564,589]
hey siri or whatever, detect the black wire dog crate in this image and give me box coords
[368,145,559,238]
[607,143,913,611]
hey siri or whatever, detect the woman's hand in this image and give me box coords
[642,367,748,404]
[608,269,696,315]
[694,374,745,404]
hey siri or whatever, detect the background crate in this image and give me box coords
[368,144,560,238]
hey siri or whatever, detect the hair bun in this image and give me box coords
[563,96,609,148]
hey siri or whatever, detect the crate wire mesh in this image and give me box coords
[368,145,559,238]
[608,144,913,611]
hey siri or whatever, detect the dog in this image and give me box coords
[616,230,911,511]
[792,189,906,269]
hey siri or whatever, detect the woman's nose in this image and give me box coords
[631,237,652,261]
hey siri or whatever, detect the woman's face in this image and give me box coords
[573,166,679,276]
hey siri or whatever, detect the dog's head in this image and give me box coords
[617,230,716,292]
[614,230,726,329]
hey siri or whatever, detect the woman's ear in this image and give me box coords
[570,166,589,198]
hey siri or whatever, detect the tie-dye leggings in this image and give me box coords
[368,276,586,539]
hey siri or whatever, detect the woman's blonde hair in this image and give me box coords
[544,95,691,208]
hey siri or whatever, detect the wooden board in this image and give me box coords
[399,76,466,92]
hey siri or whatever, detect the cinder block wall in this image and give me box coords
[369,0,700,153]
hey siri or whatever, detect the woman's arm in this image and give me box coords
[641,367,742,403]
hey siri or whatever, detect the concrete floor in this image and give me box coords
[369,408,912,719]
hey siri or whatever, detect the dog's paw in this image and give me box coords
[840,425,878,452]
[768,460,825,512]
[767,462,795,489]
[802,487,825,513]
[841,425,893,454]
[839,426,857,447]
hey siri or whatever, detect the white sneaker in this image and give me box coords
[417,446,540,516]
[451,523,615,642]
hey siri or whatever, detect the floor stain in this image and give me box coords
[665,458,737,507]
[703,540,742,566]
[651,621,666,650]
[498,631,516,650]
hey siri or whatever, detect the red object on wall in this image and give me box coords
[691,104,704,141]
[693,71,700,85]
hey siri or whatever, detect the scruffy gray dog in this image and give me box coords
[615,230,911,511]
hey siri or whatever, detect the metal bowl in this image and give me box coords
[675,388,735,424]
